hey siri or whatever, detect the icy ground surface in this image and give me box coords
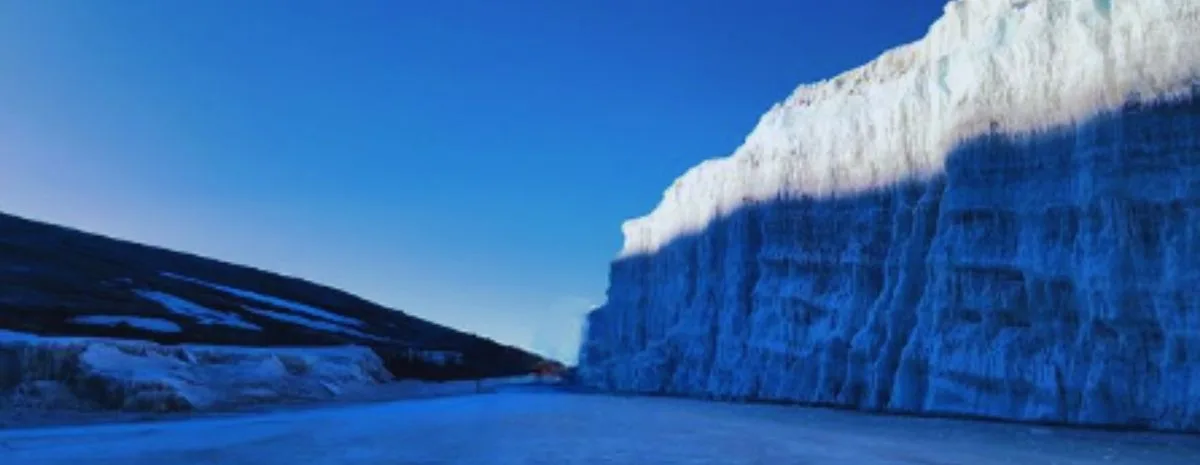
[3,390,1198,465]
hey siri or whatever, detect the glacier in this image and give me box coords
[577,0,1200,431]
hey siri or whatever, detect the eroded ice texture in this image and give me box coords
[580,95,1200,431]
[619,0,1199,257]
[578,0,1200,432]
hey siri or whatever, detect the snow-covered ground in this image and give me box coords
[3,390,1197,465]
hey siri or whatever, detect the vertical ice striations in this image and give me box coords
[579,0,1200,431]
[619,0,1198,257]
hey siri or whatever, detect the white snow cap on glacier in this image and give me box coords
[619,0,1200,257]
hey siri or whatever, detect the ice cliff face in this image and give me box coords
[577,0,1200,431]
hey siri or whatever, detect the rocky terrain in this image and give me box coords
[0,211,543,415]
[577,0,1200,432]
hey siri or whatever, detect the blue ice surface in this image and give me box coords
[2,390,1198,465]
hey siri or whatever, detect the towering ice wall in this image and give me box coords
[577,0,1200,431]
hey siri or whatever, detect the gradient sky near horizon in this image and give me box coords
[0,0,946,362]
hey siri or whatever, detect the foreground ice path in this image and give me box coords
[4,391,1198,465]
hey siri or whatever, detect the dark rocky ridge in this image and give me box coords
[577,95,1200,432]
[0,211,542,380]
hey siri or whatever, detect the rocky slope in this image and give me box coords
[0,210,543,410]
[577,0,1200,432]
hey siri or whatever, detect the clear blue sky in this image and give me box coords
[0,0,946,362]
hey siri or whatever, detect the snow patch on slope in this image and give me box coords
[243,307,390,342]
[135,290,261,331]
[162,272,365,327]
[620,0,1200,256]
[69,315,183,333]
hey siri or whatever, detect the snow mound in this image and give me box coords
[620,0,1200,256]
[0,330,392,413]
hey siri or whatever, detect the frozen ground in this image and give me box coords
[3,389,1198,465]
[0,375,540,430]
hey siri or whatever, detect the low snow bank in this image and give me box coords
[0,330,392,414]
